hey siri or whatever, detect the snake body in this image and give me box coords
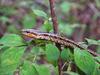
[22,29,99,56]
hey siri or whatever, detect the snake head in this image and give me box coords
[21,29,40,39]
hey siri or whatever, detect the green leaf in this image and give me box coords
[0,46,4,50]
[61,48,72,61]
[33,64,51,75]
[60,2,72,13]
[0,6,15,16]
[0,34,24,47]
[45,44,60,61]
[94,56,100,63]
[85,38,100,45]
[97,46,100,54]
[33,9,47,18]
[7,25,18,33]
[95,0,100,8]
[31,46,45,55]
[23,15,36,29]
[41,20,53,32]
[74,48,96,75]
[31,46,40,55]
[0,16,9,23]
[59,23,74,36]
[63,71,79,75]
[93,62,100,75]
[0,47,25,75]
[20,61,39,75]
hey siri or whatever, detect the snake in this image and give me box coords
[21,29,100,56]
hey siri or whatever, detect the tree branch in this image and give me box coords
[49,0,62,75]
[49,0,58,34]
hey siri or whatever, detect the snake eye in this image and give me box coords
[25,31,29,33]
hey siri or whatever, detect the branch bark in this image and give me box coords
[49,0,58,34]
[49,0,62,75]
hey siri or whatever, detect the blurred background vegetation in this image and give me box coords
[0,0,100,75]
[0,0,100,39]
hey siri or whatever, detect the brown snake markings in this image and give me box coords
[22,29,100,56]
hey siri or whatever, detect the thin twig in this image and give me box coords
[49,0,58,34]
[49,0,62,75]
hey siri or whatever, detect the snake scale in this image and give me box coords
[22,29,99,56]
